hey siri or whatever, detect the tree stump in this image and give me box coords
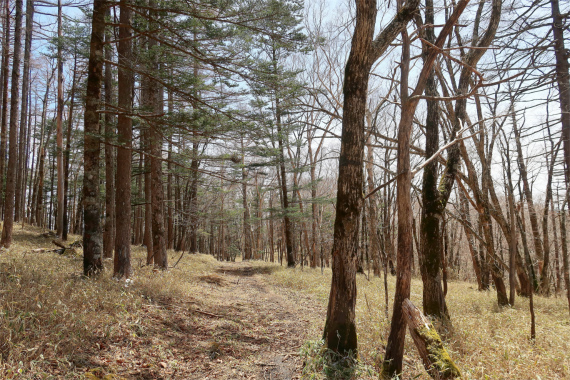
[402,298,461,379]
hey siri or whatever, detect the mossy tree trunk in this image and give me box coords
[402,299,461,380]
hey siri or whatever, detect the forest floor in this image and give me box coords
[0,226,324,380]
[1,225,570,379]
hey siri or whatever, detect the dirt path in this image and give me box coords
[188,261,323,380]
[124,260,324,380]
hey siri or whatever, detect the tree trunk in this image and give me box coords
[33,79,54,227]
[15,0,33,223]
[275,96,295,267]
[325,0,420,357]
[382,1,468,376]
[241,143,252,261]
[103,12,115,258]
[63,55,78,240]
[55,0,64,238]
[402,299,461,379]
[82,0,105,275]
[418,0,450,324]
[114,0,133,278]
[0,0,10,218]
[512,112,544,283]
[148,6,167,269]
[459,188,483,290]
[323,0,377,355]
[560,201,570,316]
[550,0,570,215]
[1,0,23,247]
[188,136,199,253]
[365,131,381,277]
[144,126,153,261]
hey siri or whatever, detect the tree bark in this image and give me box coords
[55,0,64,238]
[512,111,544,283]
[148,4,167,268]
[324,0,419,357]
[103,10,115,258]
[114,0,133,278]
[402,299,461,379]
[1,0,23,247]
[63,55,78,240]
[550,0,570,212]
[82,0,105,275]
[560,202,570,316]
[0,0,10,218]
[15,0,33,223]
[365,132,381,277]
[323,0,377,355]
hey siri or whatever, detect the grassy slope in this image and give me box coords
[270,266,570,379]
[1,225,569,379]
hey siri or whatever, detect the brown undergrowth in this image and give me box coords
[0,225,323,379]
[2,225,570,379]
[270,267,570,379]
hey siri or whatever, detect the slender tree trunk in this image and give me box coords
[114,0,133,278]
[82,0,105,274]
[0,0,10,218]
[148,6,167,268]
[365,132,381,276]
[275,95,295,267]
[512,111,544,282]
[382,2,468,376]
[241,138,252,261]
[33,76,54,227]
[550,0,570,206]
[1,0,23,247]
[15,0,33,223]
[55,0,64,238]
[552,201,561,294]
[459,188,483,290]
[144,126,153,261]
[560,202,570,316]
[103,14,115,258]
[63,57,77,241]
[506,166,518,306]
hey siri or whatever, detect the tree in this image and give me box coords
[82,0,105,275]
[323,0,419,356]
[114,0,133,278]
[247,0,309,267]
[1,0,23,248]
[418,0,502,322]
[381,1,469,376]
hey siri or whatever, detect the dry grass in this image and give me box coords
[1,225,569,379]
[269,266,570,379]
[0,225,321,379]
[0,225,229,379]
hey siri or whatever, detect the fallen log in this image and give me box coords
[52,239,67,249]
[51,240,78,256]
[402,298,461,380]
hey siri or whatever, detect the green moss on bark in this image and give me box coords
[417,325,461,378]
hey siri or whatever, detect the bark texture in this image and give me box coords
[82,0,105,275]
[114,0,133,278]
[1,0,23,248]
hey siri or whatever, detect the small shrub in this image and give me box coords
[300,339,378,380]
